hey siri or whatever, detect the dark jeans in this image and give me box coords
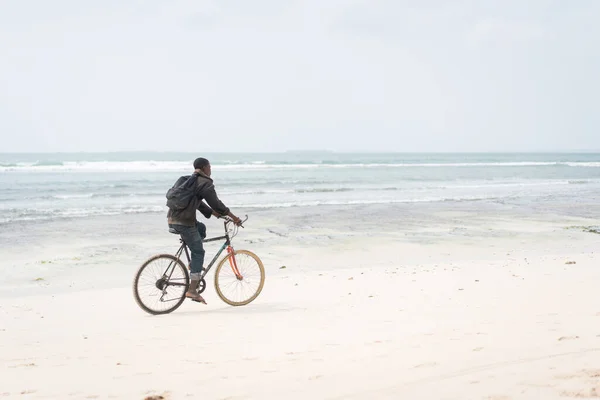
[169,222,206,280]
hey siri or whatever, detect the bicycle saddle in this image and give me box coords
[168,227,179,235]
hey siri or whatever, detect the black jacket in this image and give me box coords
[167,171,230,226]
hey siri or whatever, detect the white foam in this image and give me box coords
[564,162,600,167]
[0,205,166,224]
[229,194,507,209]
[0,194,512,224]
[2,160,599,173]
[52,193,95,200]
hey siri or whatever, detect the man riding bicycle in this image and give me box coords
[167,157,242,304]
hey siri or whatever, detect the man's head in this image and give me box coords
[193,157,211,177]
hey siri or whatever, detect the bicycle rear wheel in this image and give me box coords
[133,254,189,315]
[214,249,265,306]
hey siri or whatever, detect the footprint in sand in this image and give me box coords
[558,336,580,341]
[413,362,438,368]
[144,395,168,400]
[555,369,600,398]
[557,369,600,380]
[560,387,600,398]
[9,363,36,368]
[585,370,600,378]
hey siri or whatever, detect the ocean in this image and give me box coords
[1,152,600,225]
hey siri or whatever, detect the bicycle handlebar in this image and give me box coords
[218,214,248,228]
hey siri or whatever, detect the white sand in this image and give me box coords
[1,210,600,399]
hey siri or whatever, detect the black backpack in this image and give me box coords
[165,173,199,210]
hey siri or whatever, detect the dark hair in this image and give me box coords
[193,157,210,170]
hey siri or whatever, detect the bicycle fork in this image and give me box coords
[227,246,243,280]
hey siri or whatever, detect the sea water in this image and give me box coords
[1,152,599,225]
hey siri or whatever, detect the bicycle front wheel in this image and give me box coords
[133,254,189,315]
[214,249,265,306]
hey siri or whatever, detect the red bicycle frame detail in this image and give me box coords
[227,246,242,279]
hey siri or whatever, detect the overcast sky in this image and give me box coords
[0,0,598,153]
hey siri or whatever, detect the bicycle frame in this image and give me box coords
[167,218,244,285]
[133,213,263,314]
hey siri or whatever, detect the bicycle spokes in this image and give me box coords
[214,249,265,306]
[134,254,189,314]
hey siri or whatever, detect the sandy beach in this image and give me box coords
[1,202,599,400]
[2,0,600,395]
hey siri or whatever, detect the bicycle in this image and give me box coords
[133,215,265,315]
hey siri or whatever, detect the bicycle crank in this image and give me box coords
[196,278,207,294]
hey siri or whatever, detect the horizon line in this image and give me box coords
[1,149,600,155]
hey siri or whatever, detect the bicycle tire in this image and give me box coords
[133,254,190,315]
[214,249,265,306]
